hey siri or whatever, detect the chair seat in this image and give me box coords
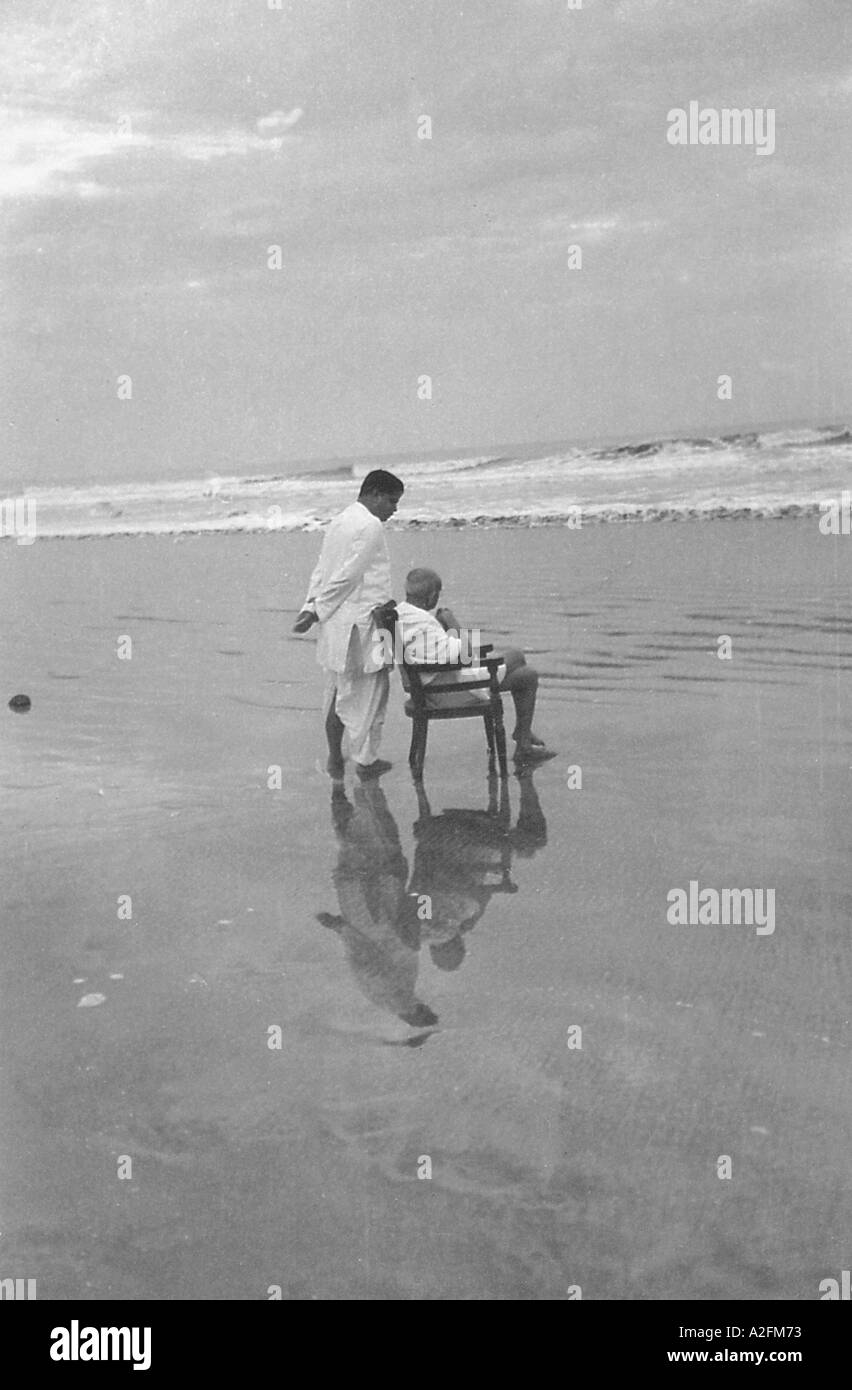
[404,699,493,720]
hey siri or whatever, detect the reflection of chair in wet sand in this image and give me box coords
[406,770,548,971]
[317,782,438,1029]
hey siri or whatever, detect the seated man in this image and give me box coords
[395,567,555,762]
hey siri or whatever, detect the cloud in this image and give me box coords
[0,110,142,199]
[256,108,304,136]
[0,106,302,200]
[174,125,301,161]
[2,0,850,481]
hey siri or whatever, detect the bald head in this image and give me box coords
[405,567,442,609]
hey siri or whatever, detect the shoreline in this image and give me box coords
[0,501,830,544]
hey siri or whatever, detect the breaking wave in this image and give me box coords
[3,425,849,540]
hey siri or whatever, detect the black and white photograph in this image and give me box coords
[2,0,850,1319]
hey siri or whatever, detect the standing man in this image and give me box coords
[293,470,404,779]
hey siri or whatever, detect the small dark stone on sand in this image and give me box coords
[9,694,31,712]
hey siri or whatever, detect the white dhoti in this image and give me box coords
[323,665,389,766]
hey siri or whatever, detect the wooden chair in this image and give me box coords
[399,643,508,780]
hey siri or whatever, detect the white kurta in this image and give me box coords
[395,601,505,709]
[303,502,393,764]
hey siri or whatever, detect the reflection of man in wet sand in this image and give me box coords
[407,771,548,971]
[317,782,438,1030]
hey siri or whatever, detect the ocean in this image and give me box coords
[5,425,852,541]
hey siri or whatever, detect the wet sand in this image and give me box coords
[1,519,850,1299]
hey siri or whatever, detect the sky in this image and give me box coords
[1,0,851,487]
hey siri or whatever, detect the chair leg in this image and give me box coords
[408,720,419,770]
[484,713,496,770]
[415,722,428,779]
[409,719,428,780]
[493,707,508,778]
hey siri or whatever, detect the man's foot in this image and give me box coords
[356,758,393,780]
[514,743,556,763]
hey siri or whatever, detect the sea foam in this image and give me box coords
[3,426,850,540]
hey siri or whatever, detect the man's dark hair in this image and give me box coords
[358,469,404,498]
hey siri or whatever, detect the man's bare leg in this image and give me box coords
[499,647,554,758]
[500,649,543,751]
